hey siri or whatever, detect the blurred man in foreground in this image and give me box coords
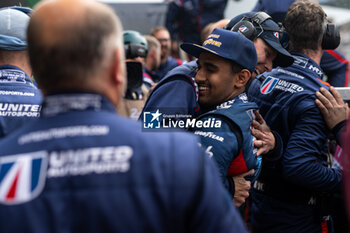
[0,0,247,232]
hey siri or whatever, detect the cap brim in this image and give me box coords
[180,43,219,59]
[262,35,294,67]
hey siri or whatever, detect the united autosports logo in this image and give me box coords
[260,76,304,94]
[260,76,278,94]
[0,151,48,205]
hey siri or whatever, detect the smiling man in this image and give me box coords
[140,12,290,205]
[181,28,262,205]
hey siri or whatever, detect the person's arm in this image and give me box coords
[232,169,254,207]
[282,103,342,192]
[140,78,198,121]
[321,50,349,87]
[251,110,284,161]
[315,86,349,146]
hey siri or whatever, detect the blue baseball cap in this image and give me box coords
[180,28,257,73]
[0,7,32,51]
[225,12,294,68]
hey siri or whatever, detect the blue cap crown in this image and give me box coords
[181,28,257,73]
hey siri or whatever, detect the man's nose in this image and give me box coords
[195,69,205,82]
[266,60,273,72]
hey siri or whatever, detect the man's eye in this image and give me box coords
[206,66,215,73]
[265,49,273,59]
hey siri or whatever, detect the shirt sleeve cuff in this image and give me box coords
[263,130,283,161]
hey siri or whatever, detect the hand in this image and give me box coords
[232,169,254,207]
[315,86,349,130]
[252,111,275,156]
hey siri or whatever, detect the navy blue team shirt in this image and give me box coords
[248,52,342,233]
[0,65,42,138]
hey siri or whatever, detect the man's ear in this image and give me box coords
[149,49,156,62]
[112,48,126,94]
[235,69,252,88]
[107,47,127,107]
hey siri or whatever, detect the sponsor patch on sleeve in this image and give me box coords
[260,76,304,94]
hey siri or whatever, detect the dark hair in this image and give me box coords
[27,7,119,92]
[284,0,326,52]
[231,61,244,74]
[230,60,252,92]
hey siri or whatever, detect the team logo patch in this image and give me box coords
[274,32,279,39]
[293,55,308,68]
[0,69,26,83]
[239,25,248,33]
[0,151,48,205]
[246,109,256,121]
[260,76,279,94]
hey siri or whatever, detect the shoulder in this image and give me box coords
[321,50,349,69]
[147,79,196,104]
[167,56,184,67]
[147,72,196,104]
[165,60,196,76]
